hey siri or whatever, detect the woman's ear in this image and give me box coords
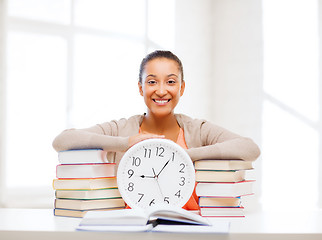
[180,80,185,97]
[138,81,144,96]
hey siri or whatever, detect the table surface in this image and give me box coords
[0,208,322,240]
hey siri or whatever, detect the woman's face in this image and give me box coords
[139,58,185,118]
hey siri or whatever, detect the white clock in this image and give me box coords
[117,139,195,210]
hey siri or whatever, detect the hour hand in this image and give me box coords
[139,174,154,179]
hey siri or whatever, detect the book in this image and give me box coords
[195,180,254,197]
[55,188,121,200]
[58,149,108,164]
[76,207,231,233]
[56,163,115,179]
[199,197,241,207]
[53,177,118,190]
[54,207,124,218]
[79,206,210,227]
[77,221,230,233]
[200,206,244,217]
[194,160,253,170]
[54,198,125,210]
[195,170,245,182]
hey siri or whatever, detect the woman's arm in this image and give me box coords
[52,124,164,153]
[186,121,260,162]
[52,124,129,152]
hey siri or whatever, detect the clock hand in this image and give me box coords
[140,168,158,179]
[139,175,154,178]
[152,168,164,198]
[156,158,171,177]
[152,168,157,178]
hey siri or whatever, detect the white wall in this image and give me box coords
[211,0,263,210]
[175,0,214,121]
[175,0,263,210]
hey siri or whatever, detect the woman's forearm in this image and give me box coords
[187,137,260,162]
[52,128,129,152]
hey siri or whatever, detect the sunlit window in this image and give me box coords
[262,0,319,210]
[4,0,175,207]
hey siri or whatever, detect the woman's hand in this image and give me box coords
[128,133,165,149]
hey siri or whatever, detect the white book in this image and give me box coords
[56,163,115,179]
[55,188,121,200]
[78,206,210,226]
[53,177,117,190]
[58,149,108,164]
[194,160,253,170]
[76,206,230,233]
[196,180,254,197]
[200,207,244,217]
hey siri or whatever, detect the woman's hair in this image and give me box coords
[139,50,184,83]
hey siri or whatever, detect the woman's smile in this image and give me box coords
[153,98,171,105]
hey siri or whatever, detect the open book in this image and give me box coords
[76,206,229,233]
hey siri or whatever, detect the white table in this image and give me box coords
[0,208,322,240]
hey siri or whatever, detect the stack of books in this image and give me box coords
[194,160,254,217]
[53,149,125,218]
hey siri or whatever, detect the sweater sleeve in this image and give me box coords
[52,123,129,152]
[186,120,261,162]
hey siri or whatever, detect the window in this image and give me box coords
[262,0,319,210]
[3,0,175,207]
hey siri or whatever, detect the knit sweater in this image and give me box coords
[52,114,260,164]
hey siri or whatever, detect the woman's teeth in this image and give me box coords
[154,99,169,104]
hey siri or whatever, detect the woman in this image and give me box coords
[53,50,260,210]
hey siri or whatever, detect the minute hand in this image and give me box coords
[156,158,171,177]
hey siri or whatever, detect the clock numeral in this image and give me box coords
[128,169,134,178]
[149,199,155,206]
[138,193,144,202]
[175,190,181,198]
[179,163,185,173]
[144,148,152,158]
[156,147,164,157]
[171,152,175,161]
[164,197,170,204]
[179,177,185,186]
[127,182,134,192]
[132,157,141,166]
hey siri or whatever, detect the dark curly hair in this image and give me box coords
[139,50,184,83]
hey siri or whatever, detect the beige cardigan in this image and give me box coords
[52,114,260,164]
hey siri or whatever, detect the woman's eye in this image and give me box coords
[168,79,176,84]
[147,80,157,84]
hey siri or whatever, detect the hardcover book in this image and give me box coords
[56,163,115,179]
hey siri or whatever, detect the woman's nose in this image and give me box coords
[156,82,167,96]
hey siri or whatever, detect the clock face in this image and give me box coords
[117,139,195,210]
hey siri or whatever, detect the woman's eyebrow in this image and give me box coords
[146,74,157,78]
[146,73,178,79]
[167,74,178,78]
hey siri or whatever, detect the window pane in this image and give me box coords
[262,0,319,121]
[262,0,319,210]
[262,100,318,210]
[6,31,67,188]
[74,0,146,38]
[72,34,145,127]
[8,0,71,24]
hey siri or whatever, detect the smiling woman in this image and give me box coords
[52,50,261,211]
